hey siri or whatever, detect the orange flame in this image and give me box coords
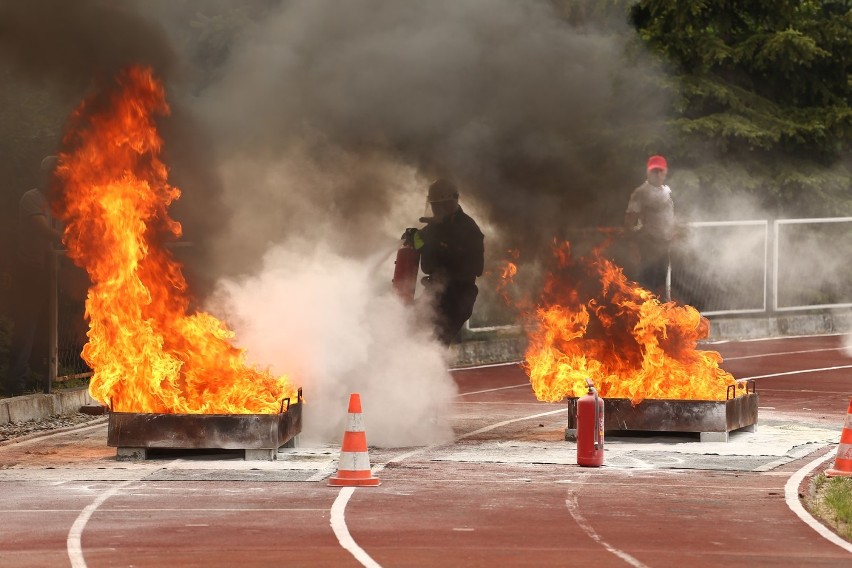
[54,66,298,414]
[520,240,738,403]
[501,261,518,280]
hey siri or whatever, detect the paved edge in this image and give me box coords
[0,388,97,426]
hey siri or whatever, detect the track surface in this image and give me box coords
[1,334,852,567]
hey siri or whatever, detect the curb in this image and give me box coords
[0,388,97,426]
[709,312,852,341]
[449,335,527,368]
[0,416,108,447]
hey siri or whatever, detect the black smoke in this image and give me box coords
[0,0,228,298]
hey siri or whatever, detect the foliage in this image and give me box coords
[807,474,852,541]
[825,477,852,528]
[628,0,852,216]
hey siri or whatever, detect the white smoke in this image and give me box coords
[209,240,458,447]
[842,334,852,358]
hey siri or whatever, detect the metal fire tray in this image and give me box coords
[108,388,303,461]
[565,381,757,443]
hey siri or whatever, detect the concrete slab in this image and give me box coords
[430,420,840,472]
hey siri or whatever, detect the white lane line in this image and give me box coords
[329,407,571,568]
[452,360,523,371]
[73,507,330,513]
[723,347,845,361]
[758,389,851,395]
[565,493,649,568]
[457,383,530,396]
[330,487,382,568]
[67,479,135,568]
[67,459,182,568]
[784,448,852,555]
[740,364,852,381]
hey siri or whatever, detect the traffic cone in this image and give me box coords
[329,393,380,487]
[826,397,852,478]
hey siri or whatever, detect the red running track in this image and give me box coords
[1,333,851,567]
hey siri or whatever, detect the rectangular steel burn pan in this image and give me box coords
[565,381,757,443]
[108,389,302,461]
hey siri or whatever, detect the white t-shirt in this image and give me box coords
[626,181,674,241]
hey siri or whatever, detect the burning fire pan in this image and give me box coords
[108,388,302,461]
[565,381,757,443]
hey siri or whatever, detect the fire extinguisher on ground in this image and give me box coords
[392,228,421,303]
[576,378,605,467]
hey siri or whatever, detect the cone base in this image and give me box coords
[825,468,852,478]
[328,474,381,487]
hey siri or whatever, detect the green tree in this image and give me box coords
[629,0,852,216]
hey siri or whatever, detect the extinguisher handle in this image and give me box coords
[401,227,418,246]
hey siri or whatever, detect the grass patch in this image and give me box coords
[824,477,852,539]
[808,474,852,541]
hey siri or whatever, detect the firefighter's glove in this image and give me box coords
[401,227,418,246]
[413,230,425,250]
[401,227,426,250]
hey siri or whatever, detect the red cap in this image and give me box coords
[646,155,667,171]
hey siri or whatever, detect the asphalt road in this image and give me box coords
[1,333,851,567]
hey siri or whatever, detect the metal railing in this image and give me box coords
[677,217,852,315]
[468,217,852,331]
[773,217,852,312]
[671,220,770,316]
[47,251,91,392]
[40,218,852,372]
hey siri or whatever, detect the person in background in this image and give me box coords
[413,179,484,345]
[624,155,674,300]
[3,156,62,397]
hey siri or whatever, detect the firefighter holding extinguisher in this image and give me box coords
[395,179,484,345]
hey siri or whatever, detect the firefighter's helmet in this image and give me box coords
[427,178,459,203]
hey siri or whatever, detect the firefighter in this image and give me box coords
[412,178,484,345]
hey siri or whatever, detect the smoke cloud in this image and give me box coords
[0,0,228,297]
[0,1,684,444]
[0,0,175,89]
[210,242,457,447]
[190,0,668,275]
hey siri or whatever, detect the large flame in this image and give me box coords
[54,66,298,414]
[511,239,739,403]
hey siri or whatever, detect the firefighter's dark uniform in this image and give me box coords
[417,206,484,345]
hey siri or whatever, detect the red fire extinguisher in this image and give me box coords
[392,228,421,303]
[576,378,605,467]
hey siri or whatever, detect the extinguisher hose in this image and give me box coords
[593,388,600,449]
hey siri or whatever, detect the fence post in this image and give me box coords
[767,219,777,315]
[47,250,58,394]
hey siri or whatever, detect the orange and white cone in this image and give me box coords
[329,393,380,487]
[826,397,852,478]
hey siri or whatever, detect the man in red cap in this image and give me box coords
[624,155,674,299]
